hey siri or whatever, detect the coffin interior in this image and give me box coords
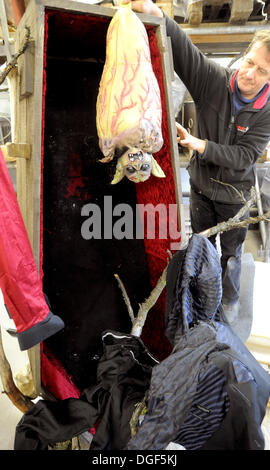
[41,8,177,395]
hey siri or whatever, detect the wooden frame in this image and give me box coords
[11,0,185,395]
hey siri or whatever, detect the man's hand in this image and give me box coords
[176,122,206,155]
[121,0,163,17]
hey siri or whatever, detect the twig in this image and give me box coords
[0,326,33,413]
[0,26,31,86]
[131,265,168,337]
[210,178,247,204]
[114,273,135,324]
[200,207,270,238]
[130,396,147,437]
[200,186,257,238]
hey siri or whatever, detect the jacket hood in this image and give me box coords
[165,234,223,344]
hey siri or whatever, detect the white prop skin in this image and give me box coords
[96,2,164,183]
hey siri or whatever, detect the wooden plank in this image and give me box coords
[20,39,35,98]
[156,1,174,18]
[0,142,31,161]
[156,22,187,247]
[41,0,115,18]
[181,20,270,29]
[13,0,45,397]
[187,0,203,26]
[230,0,255,24]
[27,344,41,398]
[189,32,254,44]
[180,22,270,50]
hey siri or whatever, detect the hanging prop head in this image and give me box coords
[96,1,165,183]
[111,147,165,184]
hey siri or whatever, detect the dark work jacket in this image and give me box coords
[126,234,270,450]
[165,15,270,204]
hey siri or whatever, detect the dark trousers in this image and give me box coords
[190,188,248,305]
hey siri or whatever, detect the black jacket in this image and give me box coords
[165,15,270,204]
[14,331,157,450]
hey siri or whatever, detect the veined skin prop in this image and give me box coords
[96,1,165,183]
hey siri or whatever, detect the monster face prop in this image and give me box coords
[111,147,165,184]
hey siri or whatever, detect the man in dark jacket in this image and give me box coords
[125,0,270,320]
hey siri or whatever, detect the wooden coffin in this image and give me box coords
[11,0,185,399]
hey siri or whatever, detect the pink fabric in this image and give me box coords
[0,148,49,333]
[41,344,80,399]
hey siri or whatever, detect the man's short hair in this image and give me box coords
[246,30,270,54]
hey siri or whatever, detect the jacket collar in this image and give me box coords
[230,69,270,110]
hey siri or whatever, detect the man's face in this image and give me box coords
[237,41,270,99]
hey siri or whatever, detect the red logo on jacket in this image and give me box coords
[236,125,249,133]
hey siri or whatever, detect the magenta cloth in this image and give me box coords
[0,148,64,350]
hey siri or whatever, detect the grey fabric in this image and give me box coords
[165,233,223,344]
[126,323,228,450]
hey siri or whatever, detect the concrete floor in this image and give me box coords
[0,329,28,450]
[0,228,270,450]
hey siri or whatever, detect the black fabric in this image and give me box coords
[164,247,186,345]
[126,234,270,450]
[14,331,157,450]
[42,15,154,390]
[16,311,64,351]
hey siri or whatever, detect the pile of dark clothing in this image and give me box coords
[14,234,270,450]
[126,234,270,450]
[14,331,157,450]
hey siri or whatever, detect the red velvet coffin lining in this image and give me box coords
[40,8,180,400]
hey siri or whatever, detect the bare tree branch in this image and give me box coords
[131,265,168,337]
[0,26,31,86]
[130,396,147,437]
[200,210,270,238]
[0,326,33,413]
[114,273,135,325]
[210,177,247,204]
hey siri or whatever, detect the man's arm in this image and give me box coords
[121,0,163,17]
[125,0,222,104]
